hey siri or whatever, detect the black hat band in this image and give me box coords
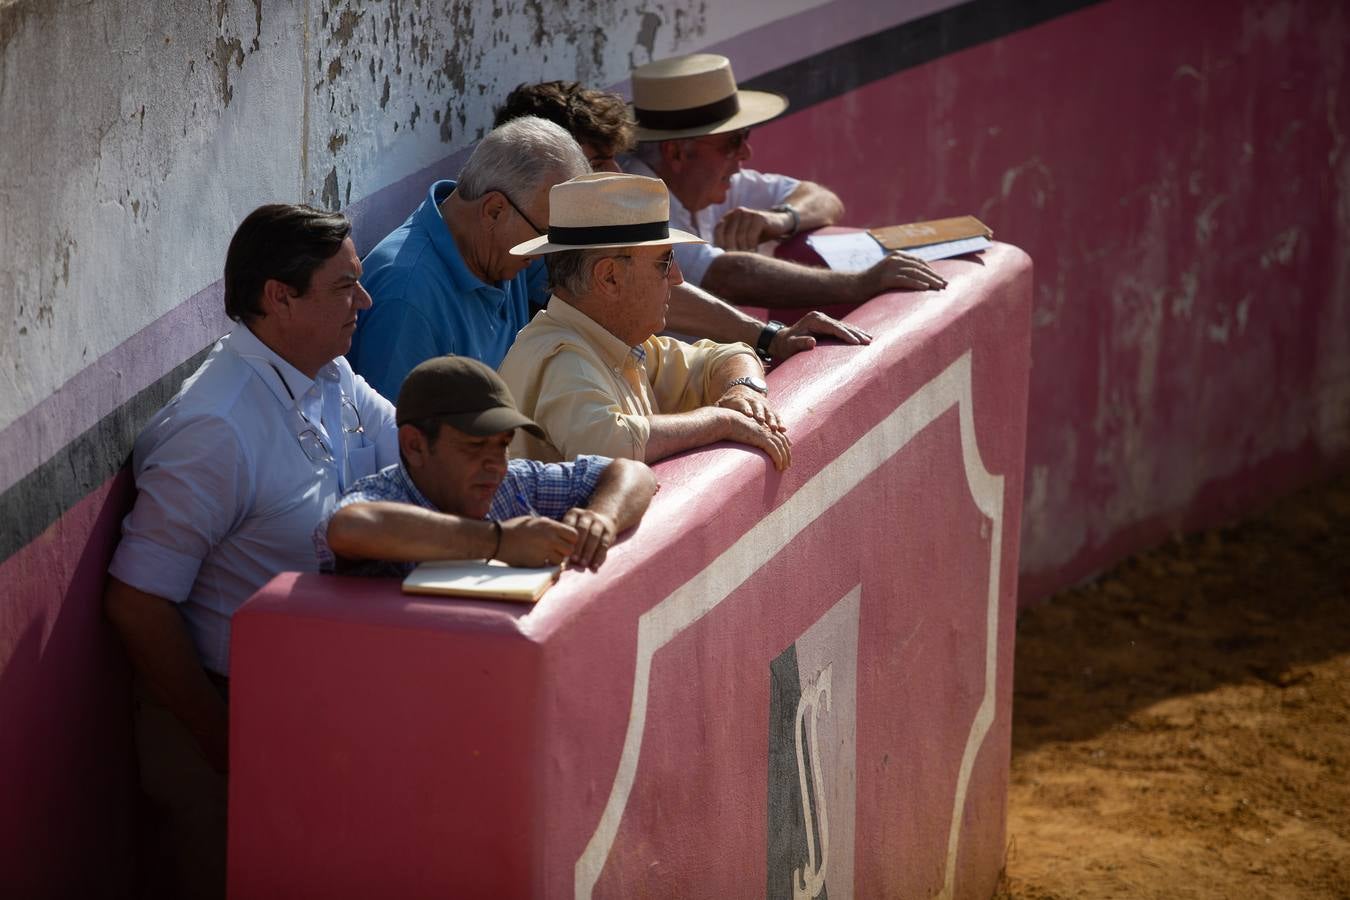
[634,93,740,131]
[547,221,670,245]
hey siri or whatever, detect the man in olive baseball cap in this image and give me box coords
[317,355,656,575]
[394,354,548,437]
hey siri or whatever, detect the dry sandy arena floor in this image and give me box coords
[999,470,1350,899]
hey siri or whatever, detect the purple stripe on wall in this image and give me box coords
[0,281,227,497]
[0,148,471,498]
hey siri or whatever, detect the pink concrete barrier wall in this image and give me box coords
[0,473,137,897]
[227,244,1032,898]
[745,0,1350,601]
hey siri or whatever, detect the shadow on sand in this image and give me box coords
[1011,466,1350,757]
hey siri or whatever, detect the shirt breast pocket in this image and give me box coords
[346,443,379,484]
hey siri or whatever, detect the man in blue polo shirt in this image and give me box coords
[347,116,589,398]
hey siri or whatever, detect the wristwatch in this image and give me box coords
[727,375,768,395]
[771,203,800,237]
[756,320,785,361]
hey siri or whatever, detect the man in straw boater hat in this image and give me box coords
[497,172,792,471]
[317,355,656,575]
[625,53,947,311]
[493,80,874,365]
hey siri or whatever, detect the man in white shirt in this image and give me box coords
[625,53,948,309]
[104,204,398,899]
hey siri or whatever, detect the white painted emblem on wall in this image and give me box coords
[573,351,1005,900]
[793,663,832,900]
[769,588,859,900]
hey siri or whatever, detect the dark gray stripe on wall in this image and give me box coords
[742,0,1103,109]
[0,348,210,564]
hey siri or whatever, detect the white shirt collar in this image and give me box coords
[225,322,339,408]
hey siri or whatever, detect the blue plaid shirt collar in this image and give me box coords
[388,460,438,511]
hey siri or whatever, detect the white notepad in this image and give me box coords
[401,559,562,603]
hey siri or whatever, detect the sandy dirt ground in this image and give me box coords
[999,470,1350,899]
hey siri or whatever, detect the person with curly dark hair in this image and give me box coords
[493,80,635,173]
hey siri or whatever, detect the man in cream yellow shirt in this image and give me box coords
[498,172,791,471]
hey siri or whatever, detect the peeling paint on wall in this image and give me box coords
[300,0,722,213]
[1,0,828,438]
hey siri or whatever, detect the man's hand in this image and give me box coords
[497,515,579,568]
[719,408,792,471]
[562,508,619,571]
[856,251,947,300]
[716,385,784,432]
[769,311,873,361]
[714,206,794,251]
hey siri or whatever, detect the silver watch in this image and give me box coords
[727,375,768,395]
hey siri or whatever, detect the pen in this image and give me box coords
[513,487,537,517]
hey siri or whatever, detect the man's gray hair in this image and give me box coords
[547,248,610,297]
[458,116,588,201]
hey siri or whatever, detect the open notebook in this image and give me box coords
[401,559,562,603]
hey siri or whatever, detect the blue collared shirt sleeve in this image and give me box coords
[490,455,612,520]
[109,413,253,602]
[525,258,550,310]
[349,300,444,401]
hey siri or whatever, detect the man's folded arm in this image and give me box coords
[662,282,872,361]
[662,282,769,347]
[645,337,756,413]
[699,249,947,309]
[700,252,862,308]
[326,502,497,563]
[583,457,657,533]
[560,457,659,570]
[702,348,765,400]
[641,407,739,463]
[712,180,845,251]
[782,180,844,233]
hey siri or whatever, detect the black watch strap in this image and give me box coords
[756,320,785,360]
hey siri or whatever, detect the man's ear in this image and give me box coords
[591,255,624,298]
[478,191,508,230]
[660,139,686,173]
[398,424,429,468]
[260,278,296,320]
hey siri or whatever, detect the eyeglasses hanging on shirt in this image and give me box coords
[267,362,364,464]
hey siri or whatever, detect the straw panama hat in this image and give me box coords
[629,53,789,142]
[509,172,704,256]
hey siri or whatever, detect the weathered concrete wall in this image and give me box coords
[1,0,835,460]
